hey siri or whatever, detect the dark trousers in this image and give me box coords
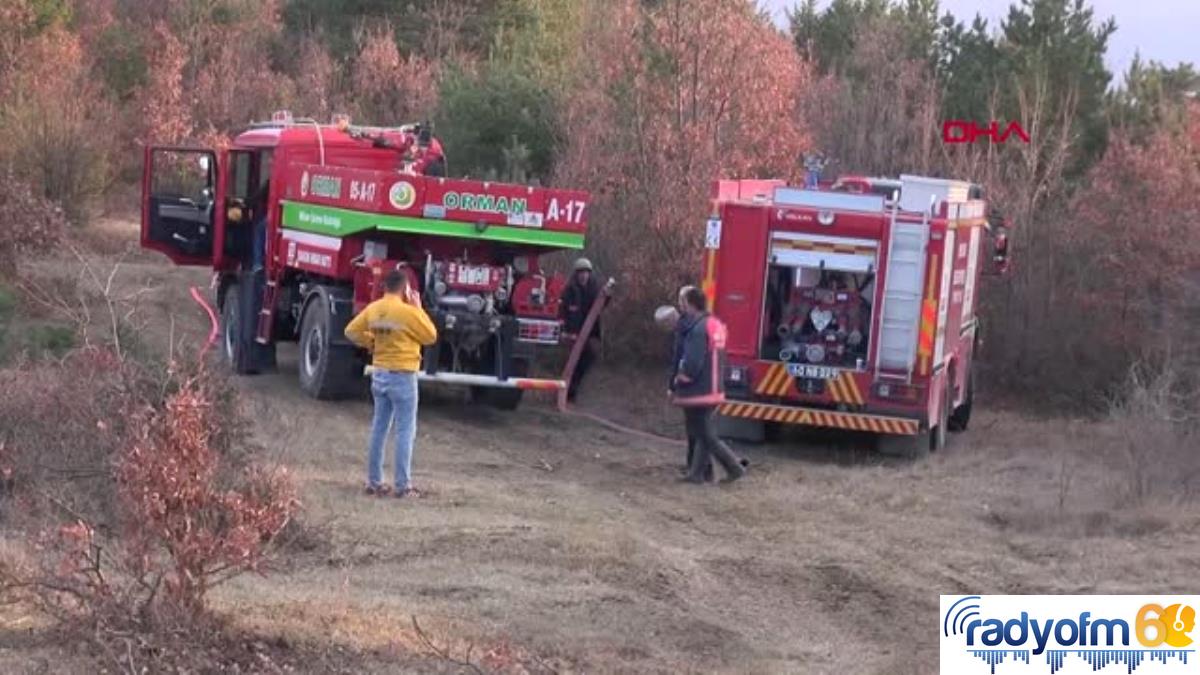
[683,406,742,480]
[568,337,597,397]
[251,217,267,271]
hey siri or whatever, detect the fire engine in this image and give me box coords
[140,112,589,408]
[703,174,1010,456]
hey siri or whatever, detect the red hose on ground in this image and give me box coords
[562,408,686,448]
[189,286,220,363]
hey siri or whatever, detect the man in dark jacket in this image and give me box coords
[669,286,746,484]
[560,258,604,402]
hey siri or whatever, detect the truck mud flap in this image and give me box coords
[718,401,918,435]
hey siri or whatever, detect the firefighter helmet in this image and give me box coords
[573,258,593,272]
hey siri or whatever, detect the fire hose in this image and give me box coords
[553,278,685,447]
[556,277,616,412]
[189,286,220,363]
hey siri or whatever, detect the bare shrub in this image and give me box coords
[0,171,67,274]
[1108,365,1199,506]
[0,245,298,667]
[0,347,152,525]
[117,373,298,615]
[0,27,118,224]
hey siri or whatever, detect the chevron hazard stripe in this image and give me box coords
[718,401,919,435]
[753,362,792,396]
[755,364,865,404]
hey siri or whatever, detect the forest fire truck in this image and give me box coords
[140,112,588,409]
[704,175,1009,456]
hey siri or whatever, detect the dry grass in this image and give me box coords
[201,351,1200,673]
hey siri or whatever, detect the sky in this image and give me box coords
[763,0,1199,83]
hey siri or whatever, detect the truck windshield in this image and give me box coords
[761,263,874,369]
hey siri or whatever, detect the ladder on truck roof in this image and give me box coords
[874,196,934,383]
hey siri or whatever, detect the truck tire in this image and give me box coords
[930,376,951,451]
[948,368,973,432]
[470,358,528,411]
[221,283,243,371]
[223,281,270,374]
[298,290,360,400]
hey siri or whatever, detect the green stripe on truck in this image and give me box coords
[280,201,585,249]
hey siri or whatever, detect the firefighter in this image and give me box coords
[670,286,747,485]
[560,257,606,402]
[345,269,438,498]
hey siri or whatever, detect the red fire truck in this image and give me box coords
[141,112,589,408]
[703,175,1009,456]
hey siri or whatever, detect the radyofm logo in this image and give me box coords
[941,595,1197,674]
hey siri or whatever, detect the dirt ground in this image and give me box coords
[6,229,1200,674]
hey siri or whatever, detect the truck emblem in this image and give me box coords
[389,181,416,210]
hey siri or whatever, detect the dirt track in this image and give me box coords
[28,244,1200,673]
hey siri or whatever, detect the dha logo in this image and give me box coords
[443,191,527,216]
[941,595,1197,674]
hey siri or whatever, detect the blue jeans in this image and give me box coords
[367,370,419,490]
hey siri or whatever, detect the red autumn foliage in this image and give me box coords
[139,22,192,144]
[349,28,440,125]
[0,171,67,273]
[1,344,297,622]
[117,374,298,614]
[1051,102,1200,390]
[555,0,812,349]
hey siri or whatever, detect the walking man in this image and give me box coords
[560,257,606,402]
[669,286,747,484]
[345,268,437,497]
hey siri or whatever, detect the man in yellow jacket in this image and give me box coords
[345,269,438,497]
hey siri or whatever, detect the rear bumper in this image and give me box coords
[363,366,565,390]
[418,370,565,391]
[718,400,919,435]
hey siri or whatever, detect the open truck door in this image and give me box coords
[141,146,226,266]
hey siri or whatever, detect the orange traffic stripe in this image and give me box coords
[718,400,918,435]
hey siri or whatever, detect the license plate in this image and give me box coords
[787,364,837,380]
[456,265,489,286]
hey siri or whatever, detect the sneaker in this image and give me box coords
[395,487,422,499]
[366,484,392,497]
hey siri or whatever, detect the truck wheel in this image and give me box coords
[221,283,242,370]
[470,358,528,411]
[930,377,950,452]
[948,368,973,432]
[222,282,264,375]
[298,292,360,400]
